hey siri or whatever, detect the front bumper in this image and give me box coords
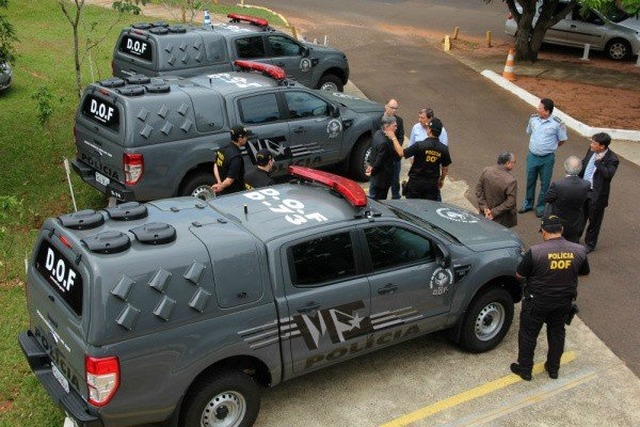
[71,159,135,202]
[19,331,103,427]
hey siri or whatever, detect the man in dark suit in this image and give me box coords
[544,156,591,243]
[579,132,620,253]
[366,115,398,200]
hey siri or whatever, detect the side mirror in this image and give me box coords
[302,46,310,57]
[328,104,340,118]
[436,243,451,269]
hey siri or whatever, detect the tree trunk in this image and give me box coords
[513,2,537,62]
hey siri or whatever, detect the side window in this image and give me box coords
[284,91,329,119]
[290,232,356,286]
[572,9,602,24]
[235,36,266,59]
[238,93,281,124]
[267,35,303,56]
[364,226,433,271]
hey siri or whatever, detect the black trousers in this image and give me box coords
[584,198,607,249]
[406,179,439,201]
[517,299,572,374]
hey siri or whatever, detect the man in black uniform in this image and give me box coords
[212,126,252,195]
[245,148,275,190]
[510,215,590,381]
[390,118,451,200]
[366,115,399,200]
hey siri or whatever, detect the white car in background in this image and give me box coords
[505,1,640,60]
[0,61,12,91]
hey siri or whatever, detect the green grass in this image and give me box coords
[0,1,284,425]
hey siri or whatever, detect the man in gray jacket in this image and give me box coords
[475,152,518,228]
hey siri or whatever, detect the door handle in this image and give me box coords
[570,25,577,28]
[276,62,286,67]
[293,126,305,134]
[297,301,321,314]
[377,284,398,295]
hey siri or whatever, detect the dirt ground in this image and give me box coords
[451,41,640,131]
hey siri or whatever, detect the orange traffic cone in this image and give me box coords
[502,48,516,81]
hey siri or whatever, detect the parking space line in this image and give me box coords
[444,368,598,426]
[379,351,576,427]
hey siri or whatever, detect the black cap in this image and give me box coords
[540,214,563,232]
[428,118,443,137]
[255,148,273,166]
[230,126,253,141]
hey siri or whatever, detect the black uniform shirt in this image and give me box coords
[403,137,452,186]
[216,142,245,195]
[244,168,275,190]
[518,237,590,307]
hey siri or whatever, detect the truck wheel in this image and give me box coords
[180,171,215,200]
[182,370,260,427]
[317,73,344,92]
[349,135,371,182]
[458,288,513,353]
[606,39,631,61]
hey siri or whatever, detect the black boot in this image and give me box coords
[510,363,532,381]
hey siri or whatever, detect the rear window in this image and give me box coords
[35,241,83,316]
[118,35,153,62]
[81,94,120,132]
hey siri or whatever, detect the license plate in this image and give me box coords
[52,363,70,394]
[95,171,110,186]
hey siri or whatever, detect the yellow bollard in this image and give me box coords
[290,25,298,40]
[486,31,492,48]
[444,35,451,51]
[453,27,459,40]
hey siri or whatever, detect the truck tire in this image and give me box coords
[317,73,344,92]
[180,171,215,200]
[349,135,372,182]
[458,288,513,353]
[182,370,260,427]
[606,38,631,61]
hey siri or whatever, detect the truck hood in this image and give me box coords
[322,91,384,114]
[620,16,640,31]
[303,43,344,56]
[386,199,523,252]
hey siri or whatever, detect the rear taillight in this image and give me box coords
[124,153,143,185]
[86,355,119,407]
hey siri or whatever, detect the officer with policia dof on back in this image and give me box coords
[510,214,589,382]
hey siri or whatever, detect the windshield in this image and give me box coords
[600,3,629,23]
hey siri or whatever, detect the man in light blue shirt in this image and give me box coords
[519,98,568,217]
[409,107,448,146]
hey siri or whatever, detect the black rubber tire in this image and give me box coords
[317,73,344,92]
[180,171,215,200]
[349,135,372,182]
[606,38,631,61]
[181,370,260,427]
[458,288,514,353]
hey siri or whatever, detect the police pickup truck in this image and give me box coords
[113,14,350,91]
[72,60,382,202]
[20,167,523,427]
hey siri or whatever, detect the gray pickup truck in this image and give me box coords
[113,14,350,91]
[20,167,523,427]
[72,61,382,202]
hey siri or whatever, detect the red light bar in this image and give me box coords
[227,13,269,27]
[234,60,286,80]
[59,235,73,249]
[289,166,367,208]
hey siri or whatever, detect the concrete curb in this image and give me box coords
[481,70,640,142]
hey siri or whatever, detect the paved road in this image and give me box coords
[250,0,640,376]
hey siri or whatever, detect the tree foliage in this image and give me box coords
[0,0,19,64]
[492,0,640,62]
[58,0,148,98]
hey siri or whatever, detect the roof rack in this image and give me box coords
[289,166,367,208]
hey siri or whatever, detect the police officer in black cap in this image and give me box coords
[510,214,590,381]
[245,148,275,190]
[212,126,253,195]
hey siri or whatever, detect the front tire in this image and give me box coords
[317,73,344,92]
[181,370,260,427]
[458,288,514,353]
[606,38,631,61]
[349,135,372,182]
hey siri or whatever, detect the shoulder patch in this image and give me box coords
[552,116,564,124]
[530,113,538,117]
